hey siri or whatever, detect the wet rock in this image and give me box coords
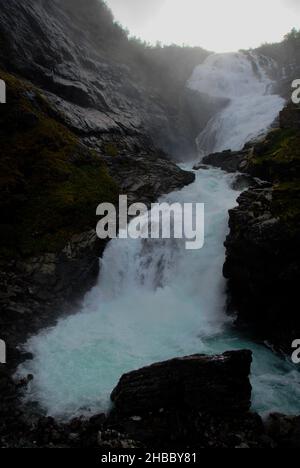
[0,351,292,448]
[219,104,300,352]
[0,0,205,160]
[279,103,300,131]
[97,430,143,449]
[111,351,253,417]
[0,0,196,353]
[223,188,300,352]
[193,163,210,171]
[202,149,251,173]
[265,413,300,449]
[106,154,195,206]
[231,174,271,191]
[105,351,270,448]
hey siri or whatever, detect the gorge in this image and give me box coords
[0,0,300,449]
[17,51,300,422]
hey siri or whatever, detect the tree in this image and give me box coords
[284,28,300,42]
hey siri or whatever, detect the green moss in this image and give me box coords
[104,142,119,157]
[249,126,300,228]
[249,128,300,182]
[272,181,300,226]
[0,70,118,257]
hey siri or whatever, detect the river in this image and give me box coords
[17,52,300,420]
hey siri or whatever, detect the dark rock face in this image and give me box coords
[200,149,250,173]
[0,2,198,444]
[0,151,195,349]
[0,351,277,448]
[224,188,300,352]
[0,384,142,448]
[0,351,297,448]
[230,174,271,191]
[222,105,300,352]
[106,154,195,206]
[265,413,300,449]
[111,351,253,416]
[280,104,300,131]
[106,351,268,448]
[0,232,107,354]
[0,0,197,349]
[0,0,206,160]
[256,35,300,100]
[194,148,270,191]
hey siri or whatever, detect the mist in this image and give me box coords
[106,0,298,52]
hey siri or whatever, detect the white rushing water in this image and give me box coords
[188,52,284,157]
[17,52,300,420]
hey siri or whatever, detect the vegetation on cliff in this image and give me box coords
[249,106,300,226]
[0,70,118,258]
[256,28,300,69]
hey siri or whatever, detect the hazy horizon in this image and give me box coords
[105,0,299,52]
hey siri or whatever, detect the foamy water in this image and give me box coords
[188,52,285,156]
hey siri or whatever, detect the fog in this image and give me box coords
[106,0,298,52]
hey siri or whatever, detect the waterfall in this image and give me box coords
[17,53,300,421]
[188,52,285,157]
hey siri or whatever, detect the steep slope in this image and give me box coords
[0,0,208,159]
[0,0,197,347]
[255,31,300,99]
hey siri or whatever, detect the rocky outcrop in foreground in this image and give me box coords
[111,351,252,416]
[3,350,299,448]
[108,351,260,448]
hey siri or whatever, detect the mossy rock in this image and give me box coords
[272,181,300,227]
[0,70,118,258]
[104,142,119,157]
[249,128,300,182]
[248,126,300,228]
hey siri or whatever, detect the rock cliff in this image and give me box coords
[0,0,198,346]
[0,0,208,159]
[200,104,300,352]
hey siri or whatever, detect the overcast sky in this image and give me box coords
[105,0,299,52]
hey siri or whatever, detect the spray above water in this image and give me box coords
[17,52,300,420]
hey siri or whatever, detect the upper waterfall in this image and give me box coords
[188,52,285,157]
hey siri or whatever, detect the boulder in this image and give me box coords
[265,413,300,449]
[106,154,195,207]
[230,174,271,191]
[107,351,274,448]
[111,351,252,417]
[201,149,250,173]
